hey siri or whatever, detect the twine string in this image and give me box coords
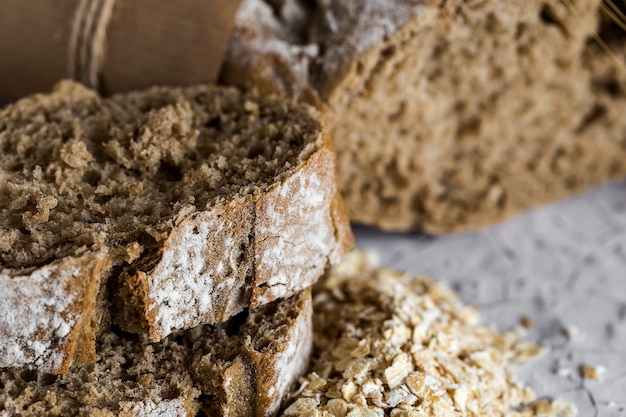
[68,0,116,91]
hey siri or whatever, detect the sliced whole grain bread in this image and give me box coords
[222,0,626,233]
[0,290,313,417]
[0,80,352,374]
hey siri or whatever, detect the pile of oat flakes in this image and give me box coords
[283,252,576,417]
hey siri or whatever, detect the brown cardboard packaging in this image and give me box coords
[0,0,241,99]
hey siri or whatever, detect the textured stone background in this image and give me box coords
[355,181,626,416]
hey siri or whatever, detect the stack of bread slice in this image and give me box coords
[0,80,352,416]
[1,292,313,416]
[3,0,625,414]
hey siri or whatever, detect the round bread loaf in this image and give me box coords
[223,0,626,233]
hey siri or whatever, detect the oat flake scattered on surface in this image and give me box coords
[283,252,576,417]
[580,364,605,381]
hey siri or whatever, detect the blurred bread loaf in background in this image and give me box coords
[223,0,626,233]
[0,0,625,235]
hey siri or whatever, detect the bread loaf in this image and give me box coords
[223,0,626,233]
[0,80,352,373]
[0,290,313,417]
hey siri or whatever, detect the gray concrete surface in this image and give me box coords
[355,181,626,416]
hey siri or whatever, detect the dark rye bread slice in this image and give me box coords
[0,290,313,417]
[222,0,626,233]
[0,81,352,374]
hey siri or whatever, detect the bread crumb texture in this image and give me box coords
[224,0,626,232]
[0,80,323,270]
[0,80,350,373]
[283,252,577,417]
[0,291,312,417]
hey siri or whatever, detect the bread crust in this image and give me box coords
[117,131,348,342]
[252,133,347,306]
[246,289,313,417]
[0,251,109,374]
[195,289,313,417]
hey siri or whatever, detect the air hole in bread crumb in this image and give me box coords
[516,22,527,40]
[248,143,267,159]
[225,309,249,337]
[236,242,246,265]
[204,117,221,129]
[253,333,273,351]
[456,116,482,140]
[121,355,136,371]
[121,372,138,383]
[575,104,607,133]
[161,385,181,400]
[485,12,500,34]
[356,61,365,76]
[173,334,186,346]
[156,163,183,183]
[197,395,214,416]
[539,3,567,35]
[593,77,623,97]
[82,170,102,187]
[37,373,58,386]
[381,45,396,59]
[6,162,23,172]
[19,370,37,383]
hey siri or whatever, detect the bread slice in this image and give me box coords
[0,81,352,373]
[222,0,626,233]
[0,290,312,417]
